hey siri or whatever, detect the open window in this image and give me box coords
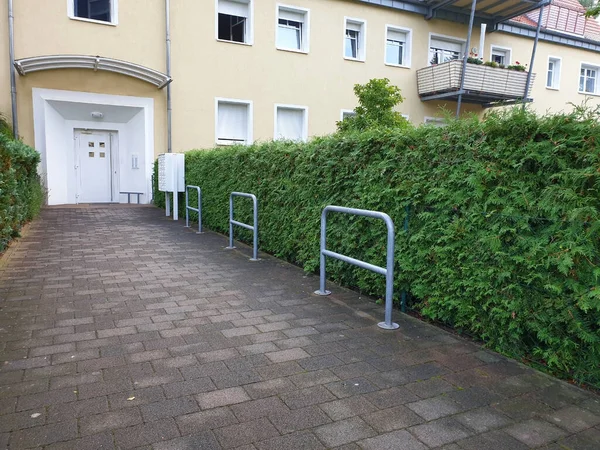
[276,5,310,52]
[70,0,117,24]
[547,57,561,90]
[217,0,252,44]
[216,99,252,145]
[490,46,511,66]
[275,105,308,141]
[429,35,464,65]
[344,18,366,61]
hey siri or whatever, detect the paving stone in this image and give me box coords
[244,378,297,399]
[265,348,310,363]
[176,407,239,435]
[555,427,600,450]
[113,418,181,449]
[153,431,221,450]
[238,342,280,356]
[44,432,115,450]
[493,395,555,421]
[364,386,420,409]
[362,405,424,432]
[358,430,428,450]
[406,395,464,421]
[404,377,455,399]
[269,405,331,433]
[256,361,304,379]
[197,386,251,409]
[162,377,216,398]
[320,396,378,421]
[9,420,78,448]
[0,409,46,433]
[48,396,109,422]
[504,419,568,447]
[214,417,280,448]
[545,405,600,433]
[314,416,377,447]
[457,430,529,450]
[16,386,78,411]
[408,417,472,447]
[281,385,337,409]
[453,406,513,433]
[256,431,325,450]
[325,377,379,398]
[79,408,143,436]
[140,395,199,421]
[231,396,289,422]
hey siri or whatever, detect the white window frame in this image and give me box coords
[424,116,446,127]
[546,56,562,90]
[215,0,254,45]
[579,62,600,96]
[340,109,356,121]
[276,4,310,54]
[385,25,412,68]
[67,0,118,26]
[428,33,465,66]
[489,45,512,66]
[215,98,253,146]
[344,17,367,62]
[274,104,308,142]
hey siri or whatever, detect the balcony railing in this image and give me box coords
[416,59,535,106]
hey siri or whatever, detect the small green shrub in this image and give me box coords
[154,106,600,387]
[0,119,43,253]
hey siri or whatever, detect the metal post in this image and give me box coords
[185,188,189,227]
[184,185,202,233]
[523,4,545,109]
[166,192,170,217]
[319,209,330,295]
[8,0,18,138]
[252,197,258,261]
[456,0,478,118]
[227,195,234,249]
[173,190,178,221]
[165,0,172,153]
[226,192,259,261]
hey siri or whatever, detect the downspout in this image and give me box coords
[523,4,545,110]
[166,0,172,152]
[456,0,477,118]
[8,0,18,138]
[479,23,487,61]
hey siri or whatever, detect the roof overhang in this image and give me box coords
[355,0,550,27]
[14,55,172,89]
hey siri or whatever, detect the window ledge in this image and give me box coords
[578,90,600,97]
[216,39,253,47]
[385,62,411,69]
[344,57,365,63]
[546,86,560,91]
[68,15,117,27]
[276,47,308,55]
[216,140,247,146]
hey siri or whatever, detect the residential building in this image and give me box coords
[1,0,599,205]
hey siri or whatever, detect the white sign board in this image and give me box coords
[158,153,185,193]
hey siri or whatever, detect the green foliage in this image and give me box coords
[336,78,409,133]
[483,61,499,68]
[155,106,600,387]
[0,120,43,253]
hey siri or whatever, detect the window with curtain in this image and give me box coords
[217,102,249,144]
[580,65,597,94]
[344,20,365,60]
[491,47,511,65]
[75,0,111,22]
[218,0,250,43]
[275,107,306,141]
[277,7,307,51]
[386,28,409,66]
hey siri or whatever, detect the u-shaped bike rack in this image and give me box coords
[314,205,399,330]
[184,185,202,233]
[226,192,259,261]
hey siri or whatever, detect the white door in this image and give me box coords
[75,130,114,203]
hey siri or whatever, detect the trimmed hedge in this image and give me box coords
[0,123,43,253]
[154,107,600,386]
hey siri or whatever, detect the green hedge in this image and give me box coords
[154,107,600,386]
[0,124,43,253]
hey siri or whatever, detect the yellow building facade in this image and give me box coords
[2,0,600,204]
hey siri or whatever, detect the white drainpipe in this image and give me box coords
[8,0,18,137]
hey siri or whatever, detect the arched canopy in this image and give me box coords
[14,55,172,89]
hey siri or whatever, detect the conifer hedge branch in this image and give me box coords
[154,106,600,386]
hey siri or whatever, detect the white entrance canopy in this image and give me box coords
[14,55,172,89]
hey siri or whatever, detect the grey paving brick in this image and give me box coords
[281,386,337,409]
[362,405,424,432]
[546,405,600,433]
[269,405,331,433]
[406,395,464,421]
[48,396,109,423]
[364,386,420,409]
[0,409,46,433]
[504,419,568,447]
[244,378,297,399]
[289,369,341,389]
[256,431,325,450]
[9,420,78,448]
[30,342,76,357]
[320,396,378,421]
[153,432,221,450]
[265,348,310,363]
[44,432,115,450]
[238,342,280,355]
[314,416,377,447]
[79,408,143,436]
[176,407,239,435]
[299,354,344,371]
[256,361,304,379]
[409,417,473,448]
[454,406,513,433]
[231,396,289,422]
[113,418,181,449]
[16,386,78,411]
[325,377,379,398]
[214,417,280,448]
[358,430,428,450]
[197,386,251,409]
[457,430,529,450]
[77,377,134,399]
[163,377,216,398]
[140,395,199,421]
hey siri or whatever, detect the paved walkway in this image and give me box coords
[1,206,599,450]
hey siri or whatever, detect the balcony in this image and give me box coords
[416,60,535,107]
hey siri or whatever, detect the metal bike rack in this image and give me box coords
[314,205,399,330]
[184,185,202,233]
[226,192,259,261]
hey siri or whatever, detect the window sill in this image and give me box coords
[276,47,308,55]
[344,57,365,63]
[578,90,600,97]
[216,140,247,147]
[546,86,560,91]
[385,62,411,69]
[216,39,253,47]
[68,16,117,27]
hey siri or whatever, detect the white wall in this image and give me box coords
[119,110,146,202]
[44,103,69,205]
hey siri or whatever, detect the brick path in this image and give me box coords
[1,206,599,450]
